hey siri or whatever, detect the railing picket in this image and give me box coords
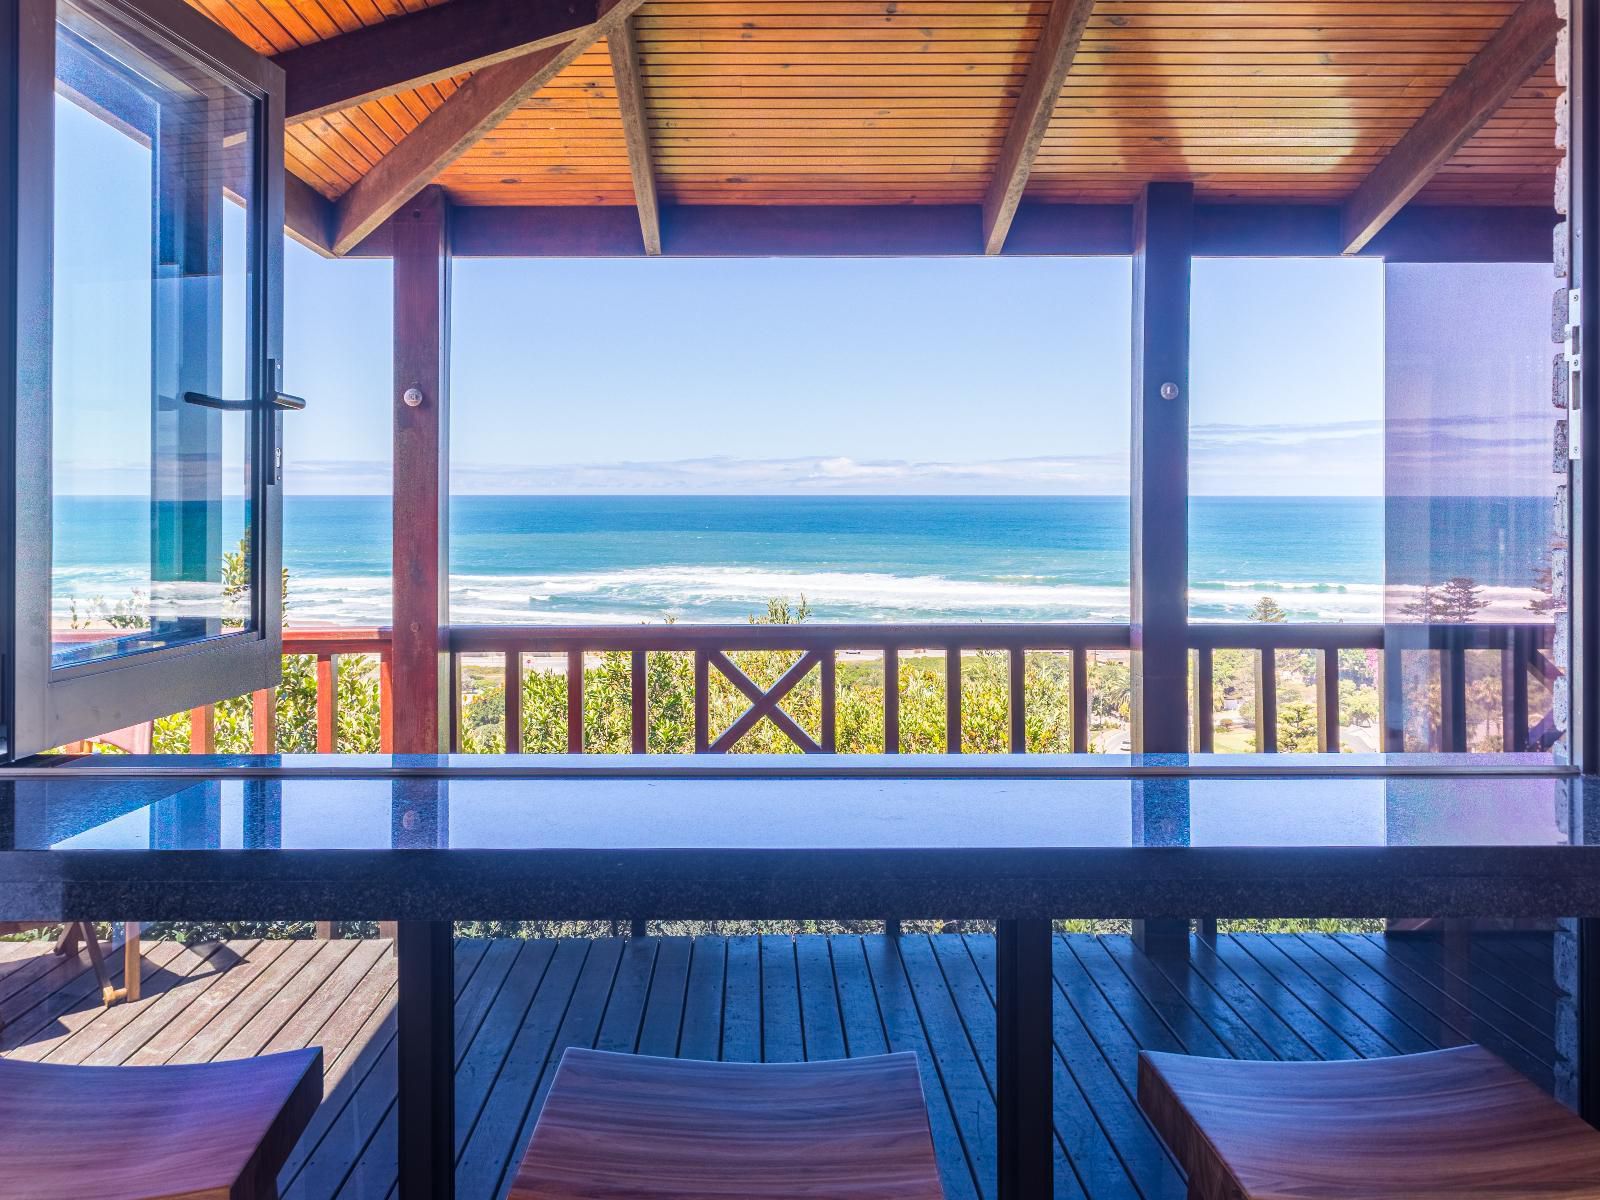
[504,651,523,754]
[1442,642,1469,752]
[821,649,837,753]
[1503,629,1532,752]
[379,652,394,753]
[251,689,276,754]
[567,649,584,754]
[189,705,215,755]
[1316,647,1340,754]
[946,646,962,754]
[1008,648,1026,753]
[1070,649,1090,754]
[693,650,709,753]
[1254,650,1278,754]
[1191,648,1214,753]
[883,646,900,754]
[315,654,338,754]
[631,650,648,753]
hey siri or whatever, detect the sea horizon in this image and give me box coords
[51,493,1553,627]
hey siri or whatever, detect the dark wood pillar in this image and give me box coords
[1130,181,1193,754]
[391,190,455,1200]
[391,186,451,755]
[1131,182,1195,950]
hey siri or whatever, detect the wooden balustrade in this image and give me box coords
[448,623,1132,756]
[107,620,1557,758]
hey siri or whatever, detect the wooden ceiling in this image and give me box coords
[186,0,1564,254]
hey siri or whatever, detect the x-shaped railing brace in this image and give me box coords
[707,649,823,753]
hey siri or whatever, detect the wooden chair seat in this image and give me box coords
[0,1048,322,1200]
[1138,1045,1600,1200]
[511,1048,945,1199]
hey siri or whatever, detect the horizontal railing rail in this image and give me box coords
[74,619,1558,759]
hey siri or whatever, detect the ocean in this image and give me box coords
[51,494,1554,627]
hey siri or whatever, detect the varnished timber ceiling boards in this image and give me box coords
[188,0,1564,256]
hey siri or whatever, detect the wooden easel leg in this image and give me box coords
[80,924,119,1007]
[53,922,83,958]
[122,922,141,1003]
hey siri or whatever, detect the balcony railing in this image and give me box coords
[81,619,1558,758]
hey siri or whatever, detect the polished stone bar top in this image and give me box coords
[0,756,1593,921]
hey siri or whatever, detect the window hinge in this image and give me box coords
[1567,288,1582,460]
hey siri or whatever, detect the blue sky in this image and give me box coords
[281,242,1390,496]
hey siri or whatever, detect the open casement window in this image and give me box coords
[2,0,287,758]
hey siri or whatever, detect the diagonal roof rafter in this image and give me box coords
[982,0,1097,256]
[275,0,624,124]
[329,0,647,256]
[608,14,660,256]
[1340,0,1560,255]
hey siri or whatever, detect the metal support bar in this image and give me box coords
[396,919,454,1200]
[995,917,1052,1200]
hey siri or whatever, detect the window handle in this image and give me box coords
[183,390,306,411]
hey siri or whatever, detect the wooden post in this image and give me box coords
[1130,182,1194,950]
[391,189,454,1200]
[391,186,451,755]
[1130,182,1193,755]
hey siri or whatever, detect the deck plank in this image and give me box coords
[864,933,984,1200]
[677,934,725,1060]
[795,934,847,1062]
[761,936,806,1063]
[1232,934,1418,1058]
[0,931,1562,1200]
[283,939,491,1200]
[721,935,762,1061]
[455,939,593,1199]
[942,935,1098,1200]
[635,935,691,1057]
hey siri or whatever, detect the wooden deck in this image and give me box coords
[0,930,1566,1200]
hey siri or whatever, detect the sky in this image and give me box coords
[51,83,1551,502]
[276,245,1391,497]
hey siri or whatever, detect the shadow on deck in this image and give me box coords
[0,930,1566,1200]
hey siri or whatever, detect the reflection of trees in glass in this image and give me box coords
[1402,576,1488,623]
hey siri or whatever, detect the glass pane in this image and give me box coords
[1382,262,1566,753]
[51,0,258,669]
[1189,257,1385,623]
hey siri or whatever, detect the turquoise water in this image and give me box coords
[52,494,1550,625]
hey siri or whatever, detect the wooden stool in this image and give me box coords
[1138,1045,1600,1199]
[511,1048,945,1199]
[0,1047,322,1199]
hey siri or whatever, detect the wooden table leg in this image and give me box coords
[996,918,1052,1200]
[397,920,454,1200]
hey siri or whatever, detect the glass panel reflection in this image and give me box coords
[51,0,259,669]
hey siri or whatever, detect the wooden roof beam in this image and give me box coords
[276,0,621,124]
[608,15,660,256]
[1340,0,1559,255]
[981,0,1095,256]
[329,0,646,257]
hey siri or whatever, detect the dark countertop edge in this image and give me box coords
[4,845,1599,922]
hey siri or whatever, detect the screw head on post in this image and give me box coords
[1159,382,1180,401]
[402,387,424,408]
